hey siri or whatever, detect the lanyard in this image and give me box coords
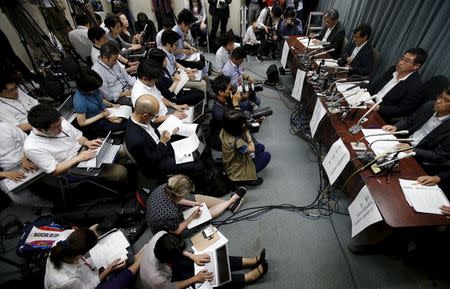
[97,60,129,90]
[0,98,30,116]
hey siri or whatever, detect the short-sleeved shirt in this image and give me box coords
[131,79,168,116]
[24,118,83,174]
[0,122,27,170]
[219,129,257,181]
[0,88,39,126]
[145,184,195,234]
[222,60,244,88]
[172,25,186,60]
[73,90,106,118]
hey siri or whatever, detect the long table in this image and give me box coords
[286,36,450,228]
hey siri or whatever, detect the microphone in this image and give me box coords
[366,138,415,154]
[348,99,383,134]
[352,130,409,149]
[359,142,415,164]
[378,152,416,168]
[326,77,369,98]
[311,48,335,58]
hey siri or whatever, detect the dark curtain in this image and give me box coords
[316,0,450,81]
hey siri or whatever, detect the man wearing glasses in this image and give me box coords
[367,48,428,123]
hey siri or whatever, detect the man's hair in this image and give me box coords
[75,14,90,26]
[177,9,196,26]
[223,109,247,137]
[28,104,61,130]
[162,18,175,29]
[94,13,102,24]
[324,9,339,21]
[271,5,283,18]
[0,71,17,91]
[219,31,234,47]
[147,48,167,66]
[353,24,372,40]
[230,46,247,60]
[137,59,164,81]
[75,69,103,92]
[284,8,297,19]
[99,42,120,58]
[161,30,180,46]
[213,74,231,95]
[104,15,121,29]
[406,48,428,66]
[88,26,106,42]
[154,233,185,263]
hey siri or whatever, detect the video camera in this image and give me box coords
[237,83,264,94]
[245,107,273,133]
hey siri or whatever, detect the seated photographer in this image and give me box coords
[243,21,261,56]
[147,48,204,106]
[24,105,127,182]
[0,70,39,132]
[124,94,202,180]
[131,59,188,123]
[256,4,283,61]
[184,0,207,47]
[215,31,235,71]
[222,47,261,110]
[160,30,208,99]
[44,228,144,289]
[73,69,126,138]
[220,109,271,186]
[140,231,268,289]
[145,174,247,236]
[381,87,450,166]
[337,24,374,77]
[92,43,136,106]
[104,15,142,57]
[172,9,206,71]
[277,8,303,38]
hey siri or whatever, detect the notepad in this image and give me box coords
[182,203,212,229]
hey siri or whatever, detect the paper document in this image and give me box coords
[174,70,189,95]
[322,138,350,185]
[89,230,130,269]
[348,186,383,237]
[157,115,182,136]
[197,281,213,289]
[182,203,212,229]
[310,98,327,137]
[280,41,289,68]
[291,69,306,101]
[194,70,202,81]
[177,123,198,137]
[184,52,201,61]
[315,60,339,68]
[361,129,406,158]
[298,37,323,49]
[399,179,450,215]
[106,105,132,119]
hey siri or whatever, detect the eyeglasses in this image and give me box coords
[399,55,415,65]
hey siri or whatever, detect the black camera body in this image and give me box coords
[246,107,273,133]
[237,83,264,94]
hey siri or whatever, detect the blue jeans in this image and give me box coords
[253,143,271,172]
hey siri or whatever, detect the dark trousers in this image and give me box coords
[257,30,277,57]
[177,54,206,70]
[191,22,207,45]
[210,8,229,40]
[253,143,271,173]
[176,88,204,106]
[96,269,134,289]
[171,255,246,288]
[245,43,260,55]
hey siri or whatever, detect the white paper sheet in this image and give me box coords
[315,60,339,68]
[361,129,406,158]
[174,70,190,95]
[292,69,306,101]
[309,98,327,137]
[298,37,323,49]
[157,115,182,136]
[184,52,201,61]
[177,123,198,137]
[89,230,130,269]
[280,41,289,69]
[322,138,351,185]
[182,203,213,229]
[106,105,132,119]
[399,179,450,215]
[171,133,200,158]
[348,186,383,237]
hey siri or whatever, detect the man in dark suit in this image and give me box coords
[367,48,428,123]
[208,0,232,42]
[314,9,345,59]
[338,23,373,77]
[124,94,203,179]
[382,86,450,165]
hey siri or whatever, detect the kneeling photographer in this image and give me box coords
[220,109,271,186]
[256,4,283,61]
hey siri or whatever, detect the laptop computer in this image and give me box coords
[0,166,44,193]
[77,132,119,169]
[58,95,76,123]
[194,243,232,287]
[183,99,206,123]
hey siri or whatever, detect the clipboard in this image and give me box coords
[190,225,219,252]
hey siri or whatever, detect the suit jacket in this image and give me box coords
[208,0,231,16]
[318,21,345,59]
[395,101,450,163]
[368,66,423,122]
[124,119,173,177]
[342,42,373,76]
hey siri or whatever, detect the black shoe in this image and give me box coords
[256,55,263,62]
[247,177,263,186]
[252,260,268,283]
[229,187,247,213]
[252,248,266,268]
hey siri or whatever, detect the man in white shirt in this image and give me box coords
[156,18,175,49]
[0,73,39,132]
[68,14,92,62]
[256,5,283,61]
[92,43,136,106]
[313,9,345,59]
[215,32,235,70]
[24,104,127,181]
[243,22,260,56]
[132,59,188,123]
[367,48,428,122]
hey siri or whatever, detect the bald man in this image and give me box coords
[124,94,204,179]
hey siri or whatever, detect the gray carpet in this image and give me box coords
[1,54,449,289]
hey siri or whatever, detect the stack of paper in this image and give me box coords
[106,105,132,119]
[399,179,450,214]
[89,230,130,269]
[298,37,323,49]
[182,203,212,229]
[361,129,406,157]
[174,70,190,94]
[184,52,201,61]
[171,133,200,164]
[335,84,372,106]
[315,59,339,68]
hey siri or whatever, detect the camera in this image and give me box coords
[245,107,273,133]
[218,0,227,8]
[237,83,264,94]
